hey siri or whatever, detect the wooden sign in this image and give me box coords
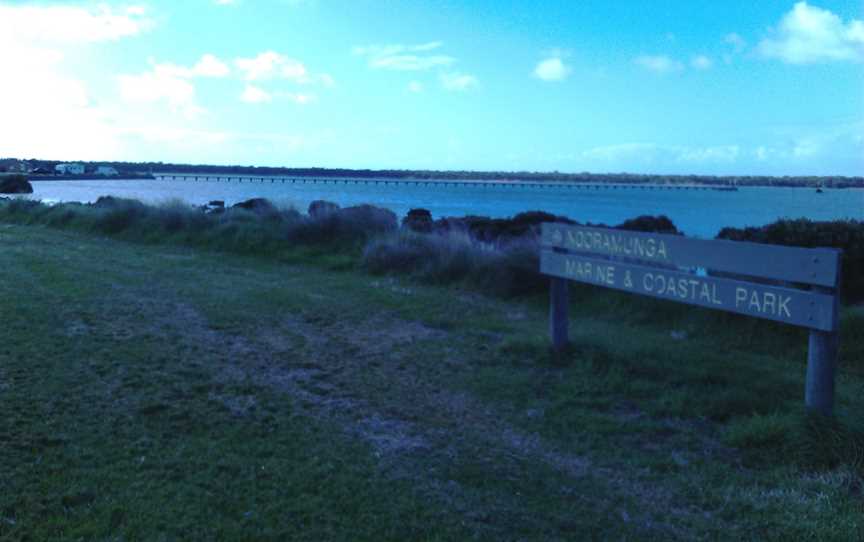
[541,223,839,286]
[541,252,837,331]
[540,223,842,415]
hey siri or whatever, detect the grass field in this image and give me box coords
[1,223,863,540]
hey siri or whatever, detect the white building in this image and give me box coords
[95,166,118,176]
[55,163,85,175]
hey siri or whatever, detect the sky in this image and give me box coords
[1,0,862,176]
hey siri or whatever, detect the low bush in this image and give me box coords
[0,174,33,194]
[362,231,544,297]
[0,197,395,257]
[363,232,480,281]
[717,219,864,303]
[615,214,680,234]
[470,240,545,297]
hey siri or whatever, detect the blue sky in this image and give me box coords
[1,1,862,175]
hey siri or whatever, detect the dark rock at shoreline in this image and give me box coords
[433,211,575,244]
[425,210,682,245]
[0,175,33,194]
[309,200,340,218]
[615,215,680,235]
[402,208,433,233]
[232,198,278,215]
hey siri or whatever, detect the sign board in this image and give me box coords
[541,223,839,287]
[541,251,837,331]
[539,222,842,415]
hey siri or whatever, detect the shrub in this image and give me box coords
[93,197,149,234]
[615,215,680,235]
[363,233,436,275]
[402,208,433,233]
[717,219,864,303]
[361,231,546,297]
[470,239,546,298]
[419,233,480,284]
[308,200,340,218]
[0,174,33,194]
[362,231,480,282]
[433,211,572,246]
[287,204,397,246]
[0,198,41,219]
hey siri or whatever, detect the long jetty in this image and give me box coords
[154,174,734,191]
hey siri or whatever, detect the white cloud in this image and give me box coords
[440,72,478,91]
[233,51,330,84]
[634,55,684,73]
[370,55,453,71]
[0,42,118,160]
[0,4,151,44]
[240,86,317,105]
[754,146,774,161]
[577,131,864,172]
[118,71,202,116]
[353,42,455,71]
[534,57,571,81]
[141,55,231,79]
[193,54,231,77]
[282,92,317,105]
[581,143,740,164]
[241,84,272,104]
[0,4,156,160]
[408,81,424,92]
[677,145,739,163]
[117,55,231,116]
[236,51,293,80]
[581,143,661,162]
[122,125,229,145]
[759,1,864,64]
[690,55,713,70]
[215,0,238,5]
[725,32,747,53]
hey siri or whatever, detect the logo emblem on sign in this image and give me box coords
[552,228,563,245]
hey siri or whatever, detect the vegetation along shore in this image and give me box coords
[4,158,864,188]
[1,196,863,539]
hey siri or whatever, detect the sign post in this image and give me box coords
[550,277,569,351]
[540,223,842,416]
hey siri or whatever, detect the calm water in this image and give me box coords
[27,176,863,238]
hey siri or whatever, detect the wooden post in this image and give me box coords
[806,329,838,416]
[550,277,569,351]
[806,272,840,416]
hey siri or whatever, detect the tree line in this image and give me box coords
[3,158,862,187]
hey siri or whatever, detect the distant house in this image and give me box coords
[55,163,85,175]
[95,166,119,176]
[5,160,31,174]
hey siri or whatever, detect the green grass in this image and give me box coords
[1,224,863,540]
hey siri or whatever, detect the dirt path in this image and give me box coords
[81,274,732,539]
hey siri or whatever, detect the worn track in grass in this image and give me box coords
[1,224,862,540]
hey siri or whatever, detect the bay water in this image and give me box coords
[27,176,863,239]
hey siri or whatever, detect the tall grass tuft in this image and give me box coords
[725,410,864,475]
[0,197,394,257]
[362,230,546,296]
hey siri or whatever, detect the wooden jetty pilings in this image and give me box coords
[153,174,733,191]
